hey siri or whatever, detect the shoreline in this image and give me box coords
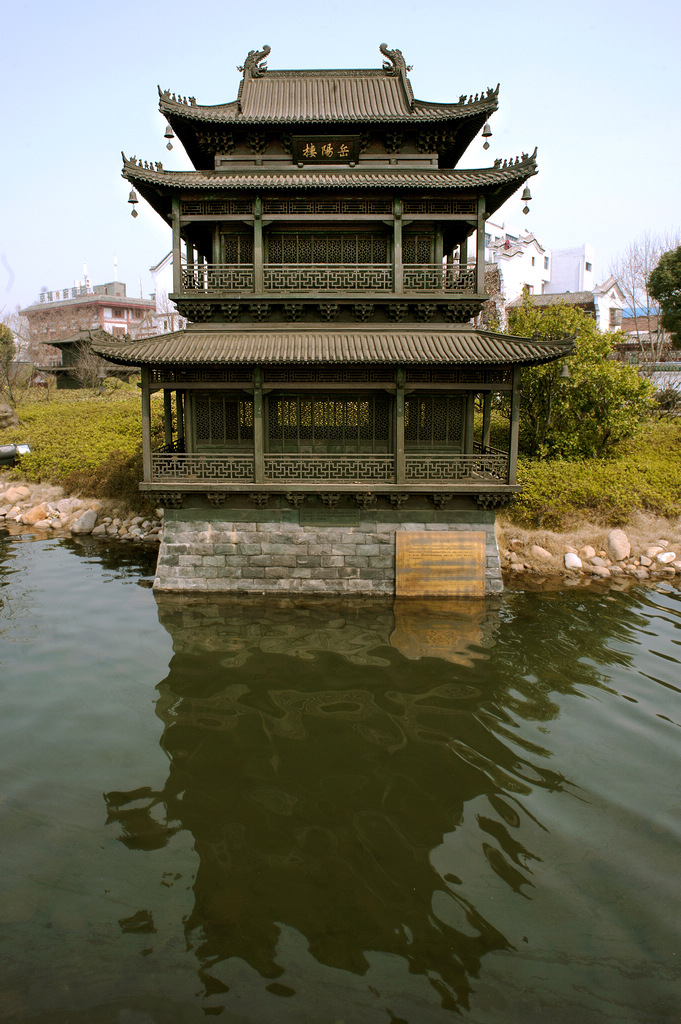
[3,474,681,589]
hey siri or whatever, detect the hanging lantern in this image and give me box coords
[482,122,492,150]
[164,125,175,151]
[521,185,532,215]
[128,188,139,218]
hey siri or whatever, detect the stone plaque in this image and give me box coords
[395,531,486,598]
[299,508,360,526]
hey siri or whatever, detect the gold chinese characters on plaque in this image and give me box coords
[395,531,487,598]
[292,135,360,165]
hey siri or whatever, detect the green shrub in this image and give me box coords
[509,420,681,528]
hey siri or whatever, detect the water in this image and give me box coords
[1,526,680,1024]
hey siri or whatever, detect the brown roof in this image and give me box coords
[508,291,596,310]
[92,324,573,367]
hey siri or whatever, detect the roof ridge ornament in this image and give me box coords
[379,43,412,76]
[238,45,271,78]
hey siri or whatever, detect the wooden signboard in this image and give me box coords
[395,531,486,598]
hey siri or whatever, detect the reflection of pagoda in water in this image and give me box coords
[104,595,575,1016]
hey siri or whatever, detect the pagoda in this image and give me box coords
[95,44,573,595]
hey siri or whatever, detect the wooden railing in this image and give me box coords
[150,451,509,485]
[178,262,479,295]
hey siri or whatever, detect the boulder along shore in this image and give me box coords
[0,476,162,544]
[3,475,681,587]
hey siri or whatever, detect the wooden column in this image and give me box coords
[434,226,444,266]
[140,367,152,482]
[163,390,173,446]
[459,236,468,270]
[475,194,486,294]
[395,367,405,484]
[464,392,475,455]
[212,225,220,264]
[171,198,182,294]
[482,392,492,450]
[253,195,264,293]
[508,367,521,485]
[253,366,264,483]
[176,391,185,449]
[393,196,403,294]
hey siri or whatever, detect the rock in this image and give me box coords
[531,545,553,560]
[607,529,630,561]
[1,485,30,504]
[657,540,669,549]
[0,399,19,429]
[580,545,596,559]
[20,503,48,526]
[589,565,611,577]
[656,551,677,564]
[33,519,52,531]
[589,556,608,567]
[91,524,108,537]
[564,552,583,570]
[673,561,681,570]
[71,509,98,534]
[610,565,625,575]
[645,546,664,558]
[640,555,653,567]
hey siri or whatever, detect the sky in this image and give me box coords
[3,0,680,313]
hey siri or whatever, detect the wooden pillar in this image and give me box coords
[434,226,444,266]
[464,392,475,454]
[212,225,220,265]
[459,235,468,271]
[171,198,182,294]
[163,390,173,446]
[482,392,492,450]
[475,194,486,294]
[176,391,185,449]
[253,366,264,483]
[253,195,264,293]
[141,367,152,482]
[395,367,405,484]
[393,196,403,294]
[508,367,521,485]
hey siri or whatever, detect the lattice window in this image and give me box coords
[182,199,252,216]
[263,367,394,384]
[267,394,391,453]
[220,232,253,264]
[402,234,433,264]
[402,198,477,215]
[263,197,392,216]
[404,395,463,449]
[266,233,388,264]
[194,395,254,449]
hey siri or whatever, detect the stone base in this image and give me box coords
[154,501,503,595]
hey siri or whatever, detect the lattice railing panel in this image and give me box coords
[405,455,508,482]
[149,368,252,385]
[263,264,393,291]
[264,455,395,482]
[403,265,477,292]
[152,454,255,481]
[181,264,254,291]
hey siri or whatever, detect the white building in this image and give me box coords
[484,223,622,331]
[149,253,187,334]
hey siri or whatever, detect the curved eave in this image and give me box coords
[92,325,574,369]
[123,159,537,222]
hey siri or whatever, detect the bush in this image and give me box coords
[2,390,165,510]
[508,420,681,528]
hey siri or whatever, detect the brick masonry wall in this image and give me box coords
[154,512,503,595]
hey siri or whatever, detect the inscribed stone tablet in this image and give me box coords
[395,531,486,597]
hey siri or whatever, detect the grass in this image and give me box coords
[3,389,680,530]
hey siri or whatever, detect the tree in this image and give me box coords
[507,298,655,459]
[610,230,680,359]
[648,245,681,349]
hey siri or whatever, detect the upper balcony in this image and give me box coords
[177,262,478,297]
